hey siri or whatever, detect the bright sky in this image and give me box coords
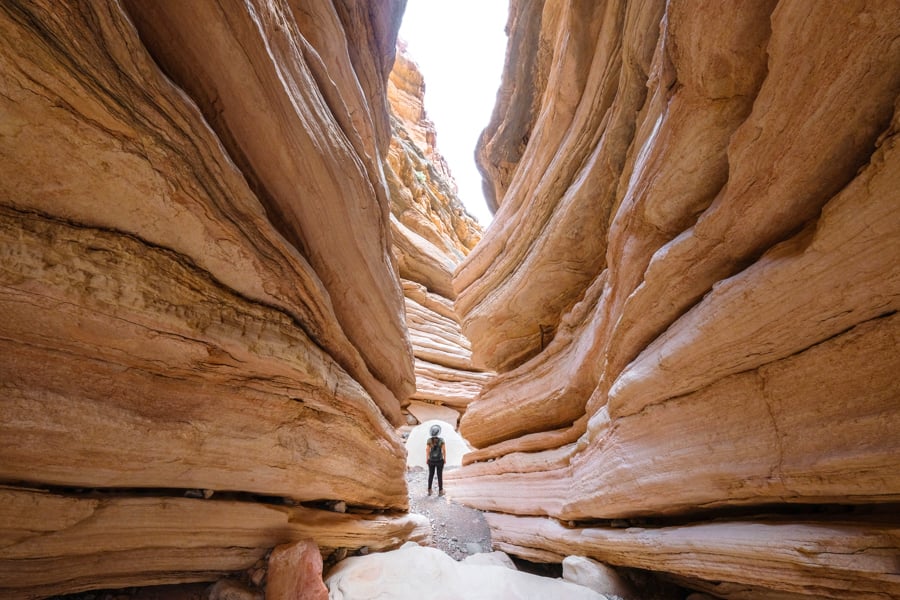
[398,1,509,226]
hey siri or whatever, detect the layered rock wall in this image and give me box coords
[385,47,490,424]
[0,1,432,596]
[452,1,900,597]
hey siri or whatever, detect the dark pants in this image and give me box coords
[428,460,444,491]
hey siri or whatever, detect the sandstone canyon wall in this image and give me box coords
[0,1,439,596]
[451,1,900,598]
[385,46,490,427]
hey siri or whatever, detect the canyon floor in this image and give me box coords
[406,466,493,561]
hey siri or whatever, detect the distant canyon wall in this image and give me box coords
[385,46,490,426]
[452,1,900,598]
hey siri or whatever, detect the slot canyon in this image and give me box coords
[1,1,899,599]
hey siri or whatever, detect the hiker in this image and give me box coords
[426,424,446,496]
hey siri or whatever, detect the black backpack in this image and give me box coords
[428,436,444,461]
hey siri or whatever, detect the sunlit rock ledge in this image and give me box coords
[451,0,900,598]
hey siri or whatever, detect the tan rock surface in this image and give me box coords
[0,488,429,599]
[410,359,492,411]
[450,1,900,597]
[122,0,415,418]
[0,0,431,595]
[0,209,405,506]
[487,513,900,600]
[406,400,461,429]
[405,297,476,370]
[385,48,489,422]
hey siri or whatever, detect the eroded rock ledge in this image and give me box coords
[451,1,900,598]
[0,1,442,596]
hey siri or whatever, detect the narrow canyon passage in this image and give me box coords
[1,2,899,600]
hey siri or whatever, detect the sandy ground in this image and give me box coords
[406,466,493,561]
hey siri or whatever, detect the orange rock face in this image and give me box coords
[451,1,900,598]
[385,47,489,423]
[0,0,430,596]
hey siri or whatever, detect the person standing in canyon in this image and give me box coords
[426,424,446,496]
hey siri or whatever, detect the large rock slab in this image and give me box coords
[451,2,900,597]
[325,542,608,599]
[0,208,406,508]
[487,513,900,600]
[0,487,429,599]
[405,297,476,370]
[122,0,415,413]
[0,1,429,595]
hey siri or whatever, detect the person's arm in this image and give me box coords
[425,440,431,462]
[442,440,446,461]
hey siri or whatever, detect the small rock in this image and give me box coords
[249,566,266,587]
[465,542,482,554]
[203,489,215,499]
[208,578,262,600]
[184,489,203,499]
[562,556,635,599]
[267,539,328,600]
[332,501,347,513]
[358,546,369,555]
[330,547,348,562]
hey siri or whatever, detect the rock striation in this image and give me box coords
[451,1,900,598]
[384,46,490,425]
[0,1,433,596]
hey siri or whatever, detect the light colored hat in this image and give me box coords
[429,424,441,436]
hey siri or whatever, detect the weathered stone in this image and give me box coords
[383,48,488,425]
[405,297,476,370]
[122,0,415,416]
[488,514,900,600]
[386,46,482,261]
[456,0,666,372]
[410,359,492,410]
[563,556,635,599]
[0,488,429,599]
[406,400,461,429]
[325,542,606,599]
[209,579,262,600]
[450,2,900,598]
[0,209,406,507]
[0,1,434,595]
[265,540,328,600]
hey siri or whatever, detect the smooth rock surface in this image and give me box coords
[325,543,609,599]
[450,1,900,598]
[406,400,461,429]
[563,556,635,599]
[265,540,328,600]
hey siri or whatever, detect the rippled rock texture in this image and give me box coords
[0,1,433,596]
[385,46,489,424]
[451,1,900,598]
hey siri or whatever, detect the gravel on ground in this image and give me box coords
[406,466,492,561]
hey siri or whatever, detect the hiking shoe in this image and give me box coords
[438,489,445,496]
[427,489,432,496]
